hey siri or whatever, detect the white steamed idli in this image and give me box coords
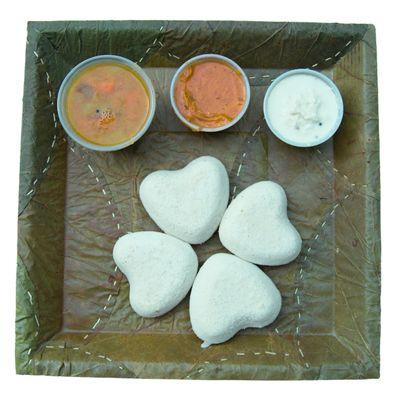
[190,253,281,347]
[139,156,229,244]
[219,181,302,266]
[113,231,198,318]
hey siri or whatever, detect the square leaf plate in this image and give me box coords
[17,20,380,379]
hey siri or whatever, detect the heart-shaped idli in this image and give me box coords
[190,253,281,347]
[219,181,302,266]
[139,156,229,244]
[113,231,198,318]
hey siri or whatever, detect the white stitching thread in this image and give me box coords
[155,24,189,62]
[92,318,101,330]
[44,345,127,372]
[25,290,40,366]
[309,39,351,69]
[157,40,182,61]
[184,349,291,378]
[232,125,261,199]
[294,190,353,370]
[66,142,123,341]
[315,149,374,194]
[137,25,165,64]
[244,38,354,82]
[25,46,59,197]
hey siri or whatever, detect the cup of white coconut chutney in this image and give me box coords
[263,69,344,147]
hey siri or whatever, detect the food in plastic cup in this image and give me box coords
[263,69,344,147]
[57,55,156,152]
[170,54,250,132]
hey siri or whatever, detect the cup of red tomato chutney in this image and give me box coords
[57,55,156,151]
[170,54,250,132]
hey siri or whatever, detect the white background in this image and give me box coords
[1,0,398,398]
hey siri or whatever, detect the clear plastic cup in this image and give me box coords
[263,69,344,147]
[57,55,156,152]
[170,54,250,133]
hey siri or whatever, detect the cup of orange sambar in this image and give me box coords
[57,55,156,151]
